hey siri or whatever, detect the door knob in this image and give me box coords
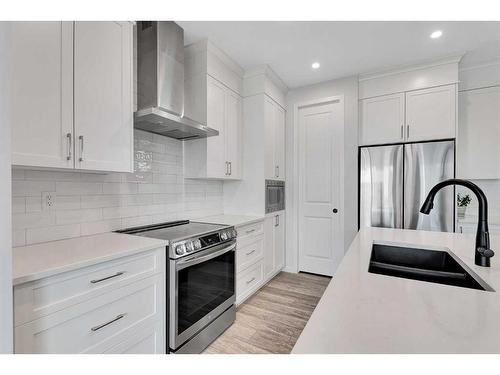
[332,208,338,213]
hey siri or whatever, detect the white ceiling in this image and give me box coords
[176,21,500,89]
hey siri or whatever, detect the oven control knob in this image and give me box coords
[221,231,228,241]
[185,241,194,252]
[231,229,237,238]
[194,239,202,250]
[175,243,186,255]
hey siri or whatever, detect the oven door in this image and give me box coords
[169,241,236,350]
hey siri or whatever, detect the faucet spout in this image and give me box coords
[420,179,494,267]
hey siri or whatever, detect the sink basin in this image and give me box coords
[368,243,493,291]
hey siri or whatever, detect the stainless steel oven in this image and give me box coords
[116,220,237,354]
[265,179,285,213]
[169,239,236,353]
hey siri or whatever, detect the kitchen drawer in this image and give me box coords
[103,320,164,354]
[236,220,264,241]
[15,274,164,354]
[236,234,264,272]
[236,259,263,305]
[14,248,164,326]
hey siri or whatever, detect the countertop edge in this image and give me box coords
[12,234,167,286]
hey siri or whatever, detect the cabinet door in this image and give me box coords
[405,84,456,142]
[206,76,227,178]
[458,86,500,179]
[225,89,242,179]
[263,216,275,280]
[359,93,405,146]
[274,105,286,180]
[10,22,74,168]
[74,21,133,172]
[264,97,276,179]
[274,212,285,271]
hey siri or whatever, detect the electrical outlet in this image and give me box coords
[42,192,56,210]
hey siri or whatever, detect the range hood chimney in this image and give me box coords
[135,21,218,140]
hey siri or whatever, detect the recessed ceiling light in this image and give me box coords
[430,30,443,39]
[311,62,320,69]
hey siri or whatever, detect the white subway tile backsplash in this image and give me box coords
[102,206,139,220]
[102,182,139,195]
[13,212,56,229]
[56,181,103,195]
[12,130,224,246]
[12,197,25,214]
[56,208,102,225]
[12,180,56,197]
[80,219,122,236]
[12,229,26,247]
[25,196,42,213]
[81,194,121,209]
[26,224,81,245]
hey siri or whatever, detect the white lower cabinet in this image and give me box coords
[14,248,165,354]
[264,212,285,280]
[235,215,285,306]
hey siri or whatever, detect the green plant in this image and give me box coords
[457,193,472,207]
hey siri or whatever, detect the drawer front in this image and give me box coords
[14,248,164,326]
[103,321,164,354]
[15,274,164,354]
[236,221,264,241]
[236,235,264,272]
[236,260,263,304]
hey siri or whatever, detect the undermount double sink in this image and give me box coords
[368,243,494,292]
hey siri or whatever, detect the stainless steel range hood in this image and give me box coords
[135,21,218,140]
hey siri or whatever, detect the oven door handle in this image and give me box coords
[176,243,236,270]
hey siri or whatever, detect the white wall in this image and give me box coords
[0,22,14,353]
[285,75,358,272]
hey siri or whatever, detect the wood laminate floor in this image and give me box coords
[204,271,331,354]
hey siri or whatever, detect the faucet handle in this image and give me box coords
[478,247,495,258]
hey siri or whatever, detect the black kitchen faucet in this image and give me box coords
[420,179,495,267]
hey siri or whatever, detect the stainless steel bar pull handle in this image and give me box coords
[90,271,124,284]
[275,165,279,178]
[245,229,256,234]
[246,277,256,285]
[246,249,256,256]
[79,135,84,162]
[66,133,72,160]
[91,313,126,332]
[229,161,232,176]
[407,125,410,139]
[225,161,229,175]
[275,215,279,227]
[400,125,404,139]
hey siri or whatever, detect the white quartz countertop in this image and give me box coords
[197,214,265,227]
[12,233,167,286]
[292,227,500,353]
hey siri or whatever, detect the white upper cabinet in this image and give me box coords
[73,22,133,172]
[359,85,456,146]
[184,41,243,180]
[359,93,405,146]
[10,22,74,169]
[264,97,286,180]
[458,86,500,180]
[225,88,242,179]
[10,21,133,173]
[205,76,227,178]
[405,84,456,142]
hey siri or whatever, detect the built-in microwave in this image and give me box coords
[265,179,285,213]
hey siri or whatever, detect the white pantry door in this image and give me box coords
[298,98,344,276]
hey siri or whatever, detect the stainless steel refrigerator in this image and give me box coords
[359,140,455,232]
